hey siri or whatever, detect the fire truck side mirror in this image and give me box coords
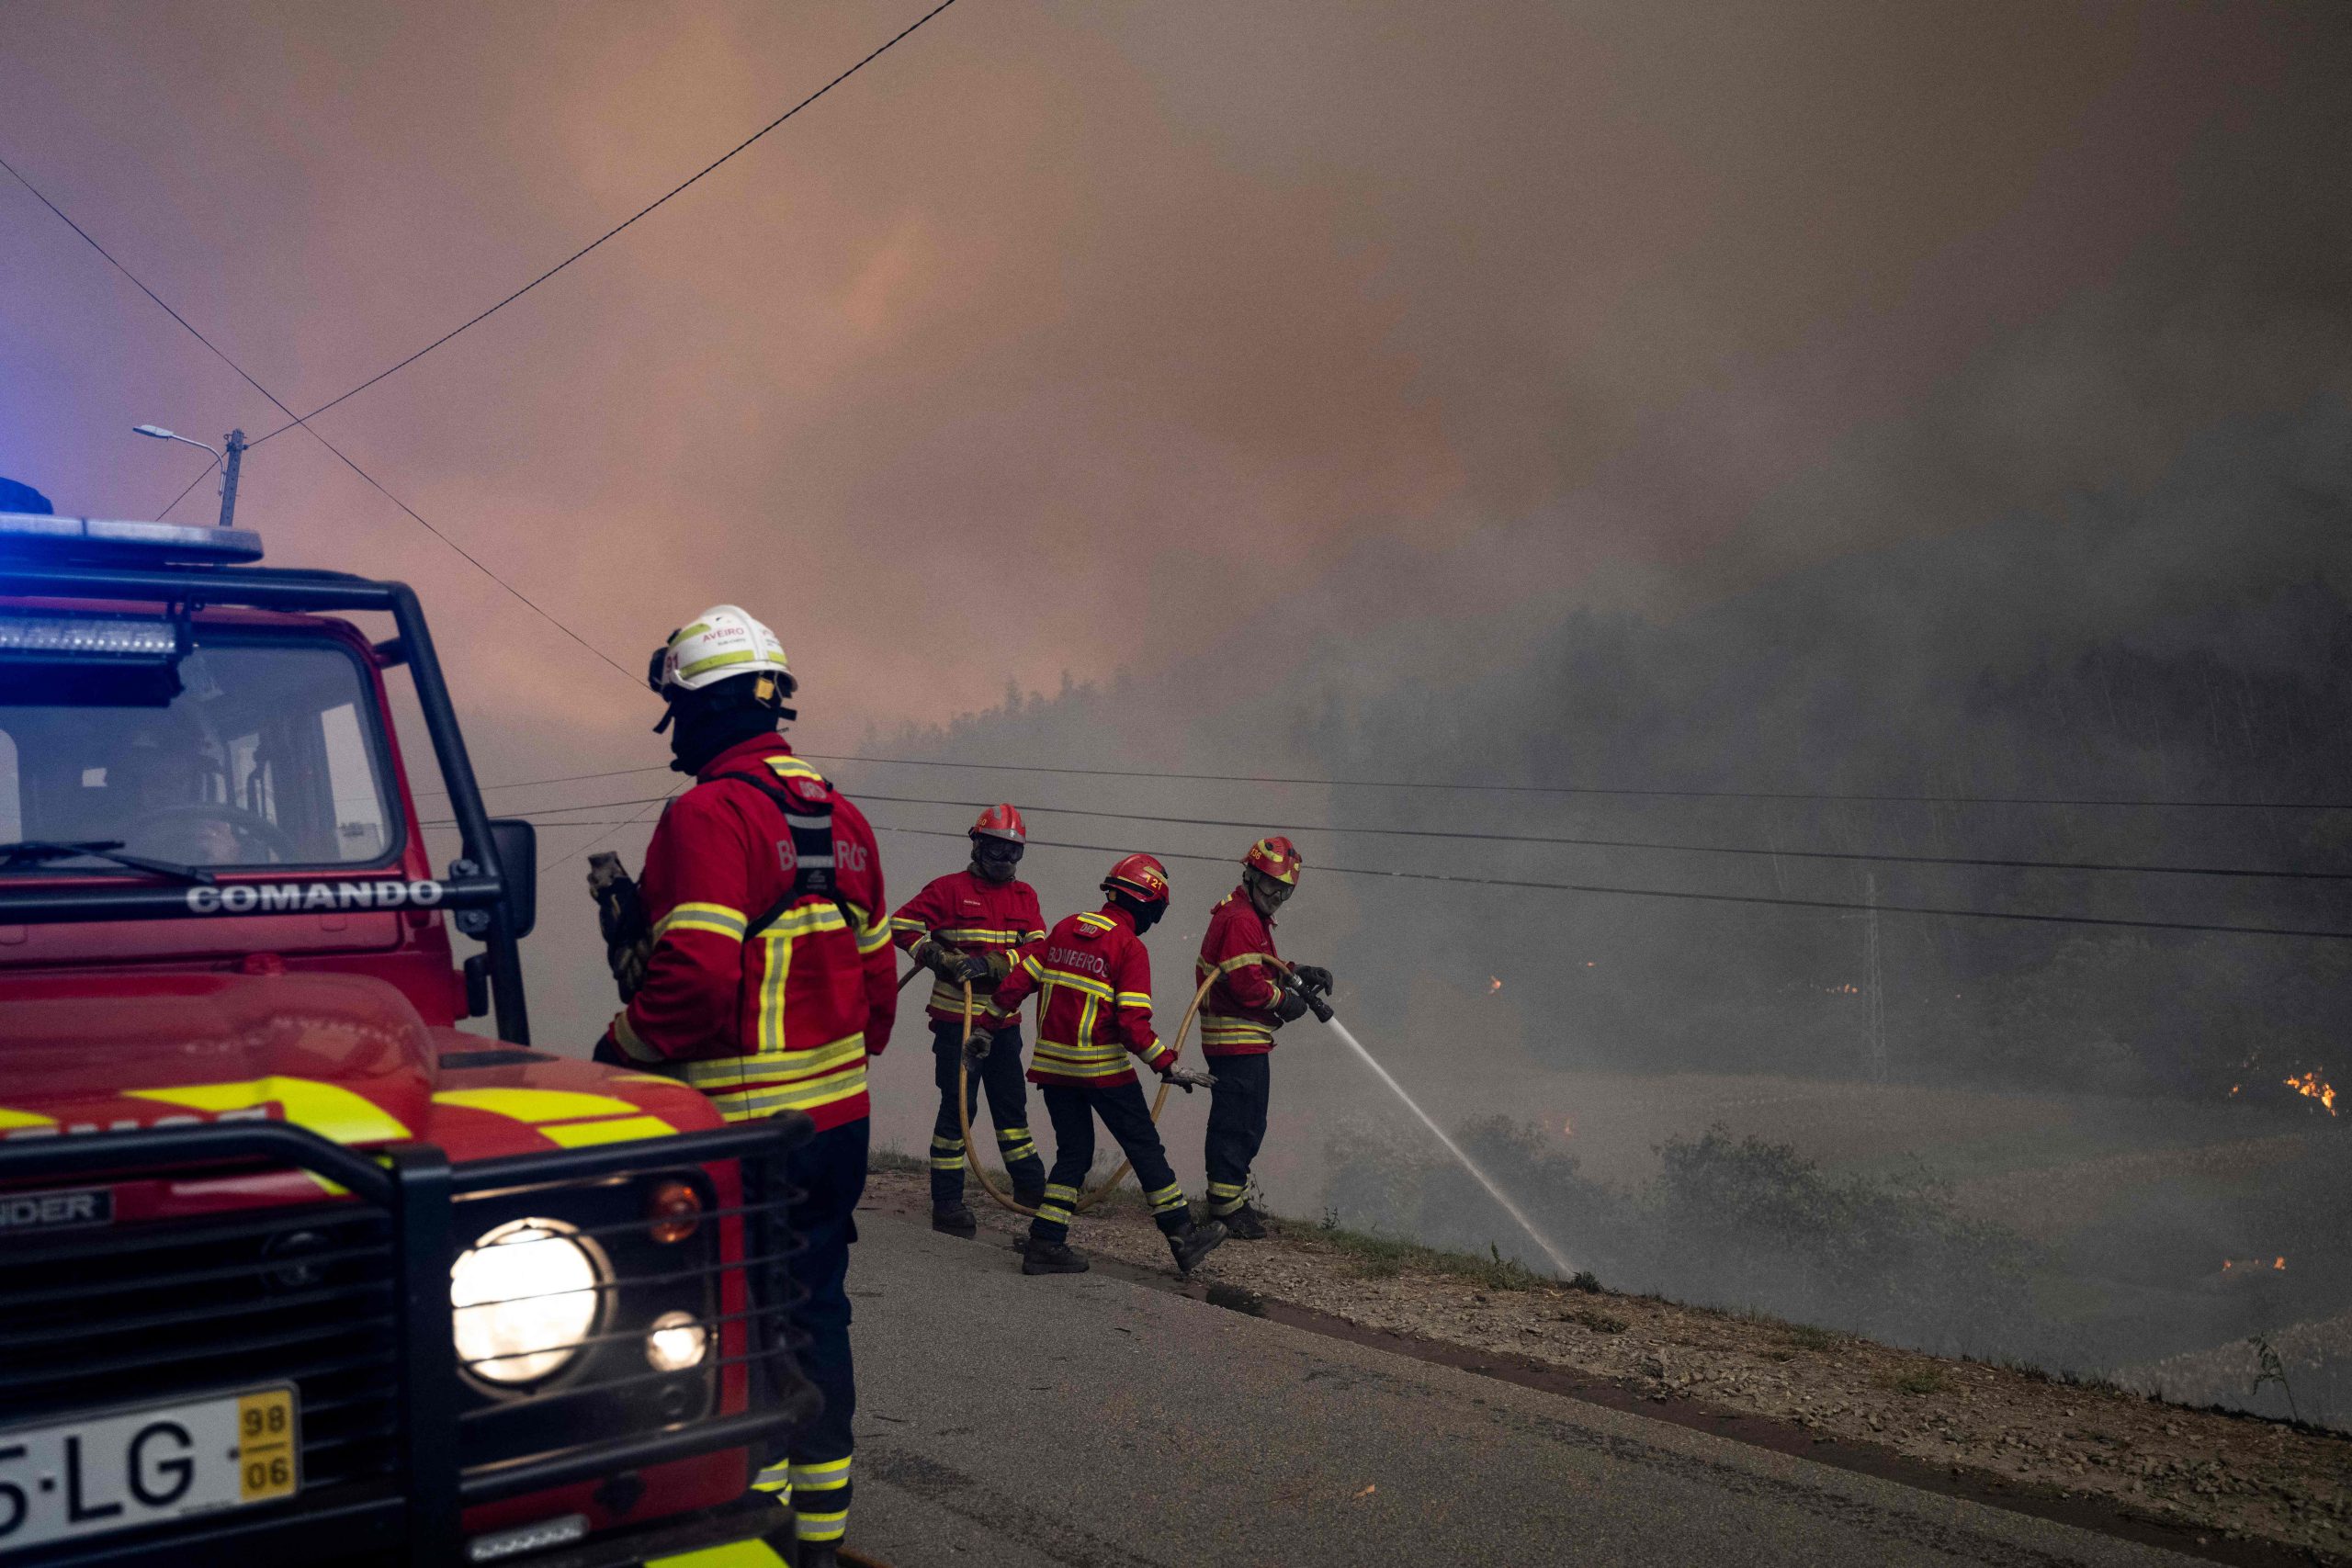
[488,818,537,940]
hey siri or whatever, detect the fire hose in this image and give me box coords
[938,956,1321,1217]
[947,970,1214,1217]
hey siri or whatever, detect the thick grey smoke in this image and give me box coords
[864,394,2352,1426]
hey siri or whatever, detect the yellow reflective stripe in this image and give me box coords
[611,1011,662,1062]
[539,1114,673,1148]
[677,648,762,680]
[935,927,1023,942]
[645,1539,790,1568]
[656,918,746,942]
[889,916,927,931]
[127,1077,410,1145]
[1039,969,1113,1000]
[791,1458,853,1483]
[1023,929,1046,942]
[0,1108,56,1130]
[1075,913,1115,931]
[855,920,891,956]
[432,1088,679,1148]
[757,913,794,1054]
[1206,1180,1247,1197]
[1035,1040,1128,1060]
[1043,1183,1080,1202]
[796,1514,847,1543]
[760,905,850,939]
[433,1089,639,1122]
[761,754,825,781]
[681,1034,867,1088]
[1018,953,1045,979]
[1217,951,1275,976]
[700,1062,869,1120]
[1114,991,1152,1008]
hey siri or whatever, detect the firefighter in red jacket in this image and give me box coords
[890,803,1050,1235]
[989,853,1228,1277]
[1197,836,1334,1238]
[596,605,892,1568]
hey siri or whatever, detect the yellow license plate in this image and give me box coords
[0,1383,300,1551]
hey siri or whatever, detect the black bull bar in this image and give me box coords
[0,1115,817,1568]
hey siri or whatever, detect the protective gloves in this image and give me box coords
[1292,964,1334,998]
[920,941,989,985]
[1162,1065,1218,1093]
[1272,987,1310,1023]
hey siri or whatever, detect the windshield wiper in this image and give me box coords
[0,840,216,886]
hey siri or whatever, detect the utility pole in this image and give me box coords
[1863,870,1887,1084]
[216,429,246,529]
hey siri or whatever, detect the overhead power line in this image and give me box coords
[0,149,640,688]
[250,0,963,446]
[803,751,2352,813]
[154,456,220,522]
[411,750,2352,814]
[432,787,2352,882]
[865,823,2352,942]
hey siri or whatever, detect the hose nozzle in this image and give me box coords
[1280,970,1336,1024]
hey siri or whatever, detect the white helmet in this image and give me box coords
[649,605,793,697]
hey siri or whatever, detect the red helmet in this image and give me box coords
[1242,835,1304,886]
[1100,852,1171,908]
[970,803,1027,844]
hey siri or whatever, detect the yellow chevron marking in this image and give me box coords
[127,1077,411,1145]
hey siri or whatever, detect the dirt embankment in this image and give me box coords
[865,1167,2352,1563]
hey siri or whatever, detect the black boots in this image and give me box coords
[931,1199,977,1238]
[797,1544,838,1568]
[1023,1236,1090,1275]
[1219,1203,1268,1241]
[1168,1219,1228,1275]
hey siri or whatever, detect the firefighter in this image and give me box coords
[595,605,893,1568]
[1197,836,1334,1239]
[890,803,1050,1235]
[989,852,1228,1276]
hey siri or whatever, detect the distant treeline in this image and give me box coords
[884,401,2352,1097]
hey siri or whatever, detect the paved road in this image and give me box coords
[842,1212,2197,1568]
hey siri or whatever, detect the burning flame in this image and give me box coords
[2283,1071,2336,1115]
[1487,976,1503,995]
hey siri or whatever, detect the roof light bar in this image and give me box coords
[0,512,263,567]
[0,613,182,661]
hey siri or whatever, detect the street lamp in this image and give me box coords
[133,423,246,528]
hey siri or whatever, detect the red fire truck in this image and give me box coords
[0,510,815,1567]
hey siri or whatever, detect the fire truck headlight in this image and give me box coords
[644,1310,708,1372]
[451,1218,604,1385]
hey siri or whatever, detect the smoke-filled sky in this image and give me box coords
[5,0,2344,769]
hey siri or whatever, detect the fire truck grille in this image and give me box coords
[0,1200,402,1495]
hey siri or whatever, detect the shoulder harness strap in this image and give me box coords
[707,760,859,940]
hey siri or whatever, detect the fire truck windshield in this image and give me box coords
[0,636,399,871]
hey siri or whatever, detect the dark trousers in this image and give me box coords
[1203,1052,1272,1218]
[929,1021,1045,1204]
[754,1116,865,1544]
[1031,1079,1191,1245]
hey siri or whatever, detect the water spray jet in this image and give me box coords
[1279,972,1577,1280]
